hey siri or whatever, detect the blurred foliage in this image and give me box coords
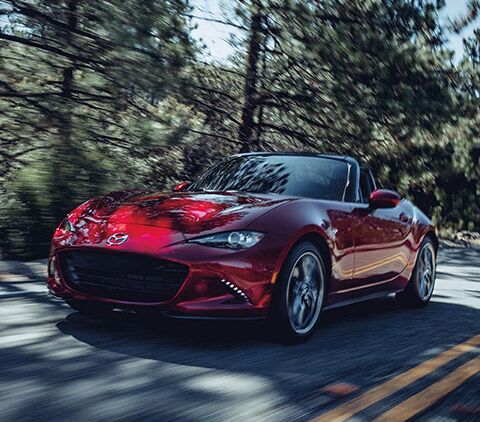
[0,0,479,258]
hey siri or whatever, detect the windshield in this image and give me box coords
[187,155,349,201]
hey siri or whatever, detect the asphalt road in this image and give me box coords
[0,248,479,422]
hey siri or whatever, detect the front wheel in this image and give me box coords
[396,237,436,307]
[269,242,326,344]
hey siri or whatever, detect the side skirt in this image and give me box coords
[323,290,403,311]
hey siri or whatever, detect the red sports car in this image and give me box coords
[47,153,437,342]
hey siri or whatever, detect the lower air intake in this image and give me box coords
[58,249,188,303]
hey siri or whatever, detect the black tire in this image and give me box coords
[269,241,327,344]
[396,237,436,308]
[66,299,113,317]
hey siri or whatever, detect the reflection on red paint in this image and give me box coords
[48,186,434,319]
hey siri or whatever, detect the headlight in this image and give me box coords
[188,231,264,249]
[59,217,75,233]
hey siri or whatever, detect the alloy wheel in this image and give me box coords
[286,252,324,335]
[417,243,436,301]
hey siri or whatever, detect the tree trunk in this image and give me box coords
[239,3,263,153]
[61,0,78,99]
[52,0,78,223]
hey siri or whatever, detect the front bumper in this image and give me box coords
[47,231,284,319]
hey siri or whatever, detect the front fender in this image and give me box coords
[247,199,354,286]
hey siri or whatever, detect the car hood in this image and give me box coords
[71,190,293,239]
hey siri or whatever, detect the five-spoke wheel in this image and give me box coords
[397,237,436,307]
[269,241,326,343]
[417,243,435,301]
[287,252,324,335]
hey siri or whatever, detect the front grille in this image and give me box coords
[58,249,188,303]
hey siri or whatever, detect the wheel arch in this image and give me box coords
[424,230,439,255]
[291,231,332,290]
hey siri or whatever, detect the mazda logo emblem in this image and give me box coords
[106,233,129,246]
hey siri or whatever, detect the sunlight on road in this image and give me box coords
[1,248,479,421]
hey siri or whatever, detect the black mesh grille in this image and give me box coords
[58,249,188,303]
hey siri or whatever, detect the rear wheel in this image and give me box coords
[396,237,436,307]
[269,242,326,344]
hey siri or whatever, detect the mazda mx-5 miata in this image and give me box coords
[48,153,437,342]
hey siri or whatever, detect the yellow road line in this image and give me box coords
[373,356,480,422]
[311,334,480,422]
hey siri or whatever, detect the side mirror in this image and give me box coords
[369,189,401,209]
[174,181,190,192]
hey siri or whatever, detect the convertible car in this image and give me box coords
[47,153,437,342]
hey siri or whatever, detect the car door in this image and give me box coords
[319,160,358,296]
[352,171,413,289]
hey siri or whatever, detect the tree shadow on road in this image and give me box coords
[56,297,480,379]
[2,247,479,421]
[2,292,479,421]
